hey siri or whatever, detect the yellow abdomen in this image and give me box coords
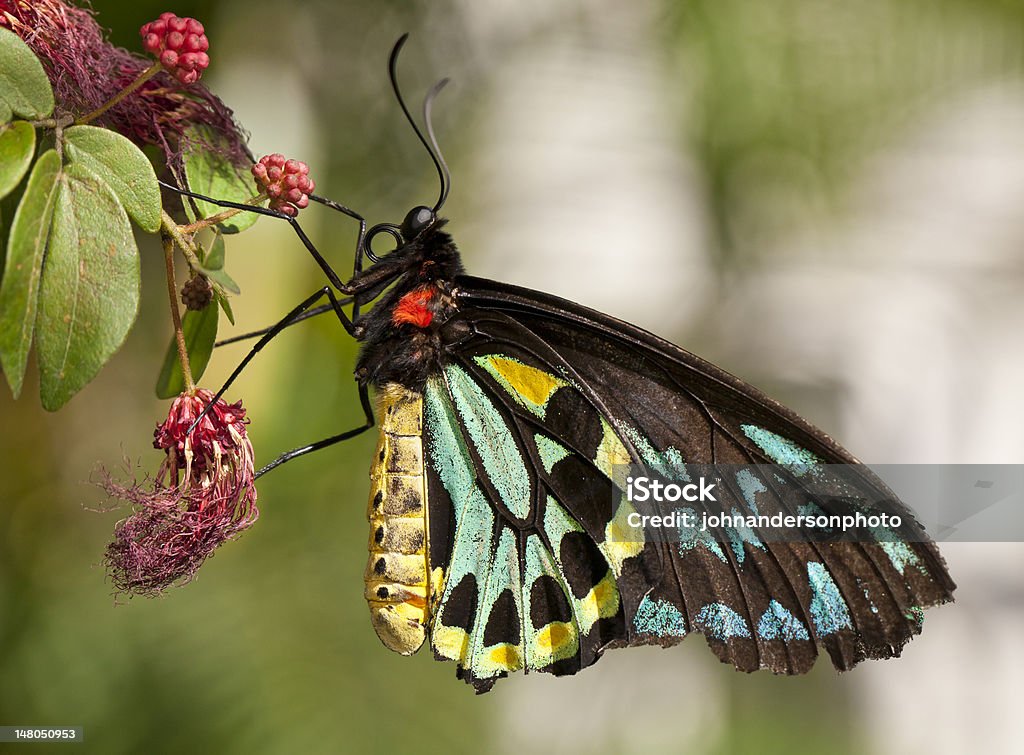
[365,383,430,654]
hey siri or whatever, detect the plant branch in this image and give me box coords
[177,207,243,234]
[162,231,194,393]
[160,210,202,268]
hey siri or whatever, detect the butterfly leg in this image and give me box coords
[214,302,346,348]
[255,382,375,478]
[188,285,351,433]
[159,181,356,294]
[309,194,370,279]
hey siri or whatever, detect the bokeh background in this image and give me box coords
[2,0,1023,752]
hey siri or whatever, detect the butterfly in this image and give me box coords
[180,36,955,694]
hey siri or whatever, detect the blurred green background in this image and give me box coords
[2,0,1023,752]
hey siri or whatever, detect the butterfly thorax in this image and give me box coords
[354,224,464,390]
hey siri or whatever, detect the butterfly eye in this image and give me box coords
[401,206,435,239]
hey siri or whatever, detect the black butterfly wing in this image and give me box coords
[419,275,955,691]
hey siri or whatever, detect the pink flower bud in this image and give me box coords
[140,13,210,84]
[253,154,314,215]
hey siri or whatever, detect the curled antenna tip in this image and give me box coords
[423,78,452,212]
[389,34,410,69]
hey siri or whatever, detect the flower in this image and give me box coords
[140,12,210,85]
[104,389,258,596]
[252,154,315,217]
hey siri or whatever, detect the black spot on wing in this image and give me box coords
[483,588,521,647]
[529,575,572,628]
[559,531,611,600]
[424,459,456,573]
[442,574,478,632]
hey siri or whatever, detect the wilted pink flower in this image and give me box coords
[104,389,258,596]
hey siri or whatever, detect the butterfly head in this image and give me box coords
[401,205,438,240]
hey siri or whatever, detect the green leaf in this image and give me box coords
[196,233,242,294]
[214,290,234,325]
[204,266,240,295]
[193,238,239,290]
[36,161,140,410]
[0,149,60,398]
[201,232,225,269]
[155,303,218,399]
[64,125,161,233]
[0,99,12,125]
[0,121,35,200]
[0,29,54,119]
[183,126,259,234]
[196,235,240,294]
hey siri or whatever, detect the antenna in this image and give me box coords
[388,34,450,213]
[423,77,451,212]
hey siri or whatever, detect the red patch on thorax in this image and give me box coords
[392,286,436,328]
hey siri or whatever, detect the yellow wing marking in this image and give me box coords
[478,355,567,412]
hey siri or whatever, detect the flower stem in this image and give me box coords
[163,231,194,393]
[76,63,162,125]
[177,207,242,234]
